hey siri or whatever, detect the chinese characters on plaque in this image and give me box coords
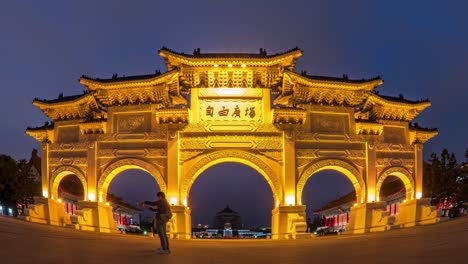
[205,105,256,119]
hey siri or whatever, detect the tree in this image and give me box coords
[0,155,38,216]
[456,149,468,203]
[423,149,461,203]
[423,152,441,200]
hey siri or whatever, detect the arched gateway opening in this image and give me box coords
[98,158,167,204]
[376,167,415,217]
[301,170,355,233]
[57,174,85,216]
[51,166,88,202]
[296,159,365,234]
[107,169,161,233]
[50,166,87,216]
[181,150,280,238]
[189,162,274,238]
[94,159,167,233]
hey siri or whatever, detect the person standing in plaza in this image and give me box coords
[140,191,173,254]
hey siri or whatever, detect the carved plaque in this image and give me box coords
[383,127,406,144]
[200,99,262,122]
[115,113,150,133]
[57,126,80,143]
[311,113,348,134]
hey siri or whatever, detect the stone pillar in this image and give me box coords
[169,205,191,239]
[189,88,200,123]
[40,143,50,198]
[166,130,191,238]
[283,131,296,206]
[166,130,179,204]
[271,205,308,239]
[414,143,423,200]
[87,141,97,202]
[366,142,377,203]
[262,88,272,124]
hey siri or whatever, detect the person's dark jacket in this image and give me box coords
[143,199,172,224]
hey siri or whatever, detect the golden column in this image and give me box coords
[414,143,423,199]
[41,143,50,198]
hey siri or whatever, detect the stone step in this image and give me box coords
[439,217,450,222]
[17,215,30,221]
[386,224,401,231]
[295,232,313,239]
[65,224,79,230]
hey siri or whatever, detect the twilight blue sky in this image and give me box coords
[1,1,467,226]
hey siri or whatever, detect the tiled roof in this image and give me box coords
[81,72,163,83]
[33,94,87,104]
[216,205,240,215]
[107,193,143,212]
[313,191,357,213]
[159,46,302,59]
[380,179,405,197]
[409,122,438,132]
[26,122,54,131]
[301,74,382,84]
[377,94,430,104]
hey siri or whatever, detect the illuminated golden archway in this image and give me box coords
[26,47,439,237]
[98,158,167,203]
[376,166,414,201]
[181,150,281,206]
[51,165,88,201]
[296,159,366,205]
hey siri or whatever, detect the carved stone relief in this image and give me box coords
[259,150,283,162]
[376,158,415,167]
[376,152,414,159]
[49,157,88,166]
[296,149,365,159]
[179,151,204,162]
[179,135,283,150]
[97,148,167,158]
[375,143,413,152]
[49,142,88,151]
[98,131,167,142]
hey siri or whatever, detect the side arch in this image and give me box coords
[296,159,366,205]
[181,150,282,205]
[51,165,88,200]
[376,166,414,201]
[98,158,167,202]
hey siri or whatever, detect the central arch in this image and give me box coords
[98,158,167,203]
[181,150,282,205]
[296,159,366,205]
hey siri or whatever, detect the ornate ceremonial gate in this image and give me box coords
[26,47,439,239]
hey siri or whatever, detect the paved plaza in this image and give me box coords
[0,216,467,264]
